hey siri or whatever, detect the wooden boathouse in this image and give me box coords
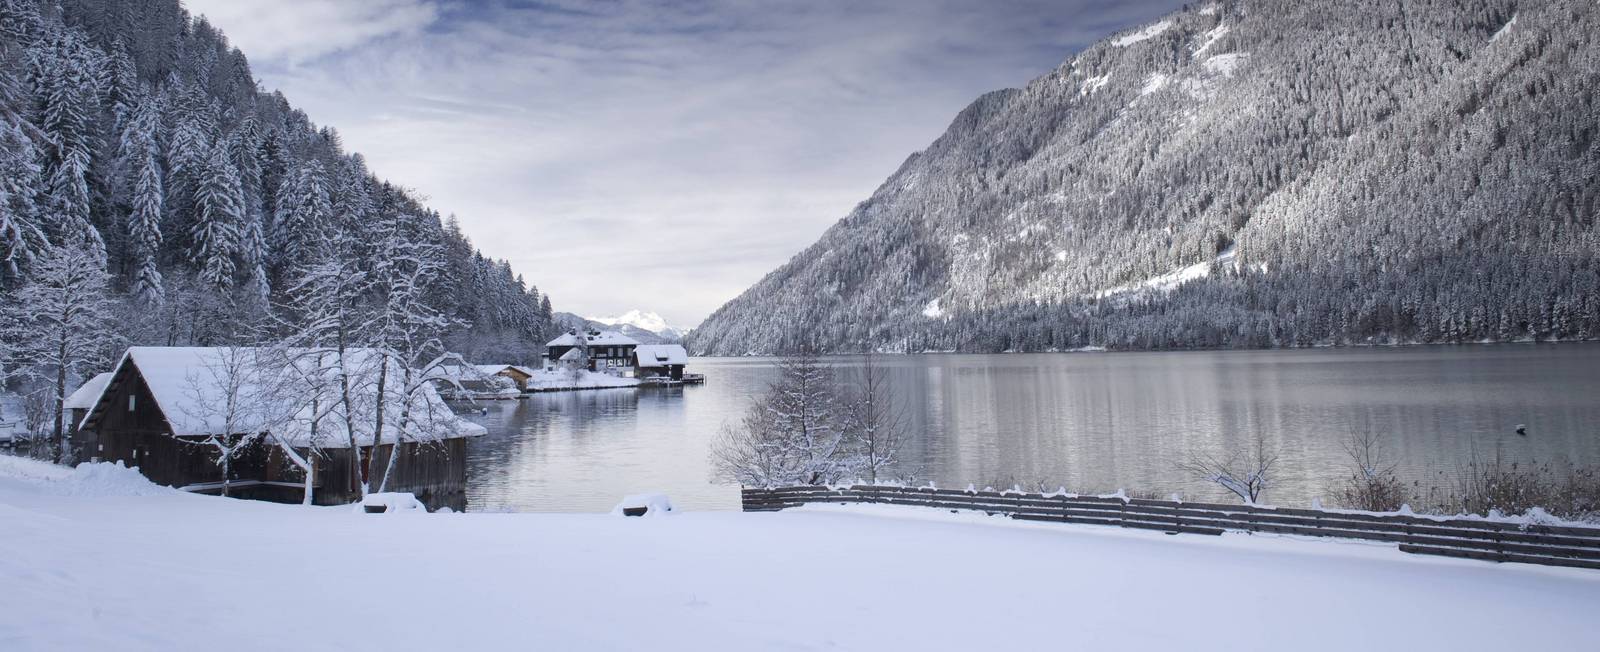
[73,347,486,509]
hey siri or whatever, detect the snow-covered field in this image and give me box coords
[3,457,1598,652]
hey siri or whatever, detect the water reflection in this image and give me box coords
[463,344,1600,512]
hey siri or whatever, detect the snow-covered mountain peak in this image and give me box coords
[590,310,688,339]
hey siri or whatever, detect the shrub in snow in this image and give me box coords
[612,493,674,517]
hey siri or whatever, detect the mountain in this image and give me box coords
[0,0,557,363]
[591,310,689,341]
[554,311,685,345]
[690,0,1600,355]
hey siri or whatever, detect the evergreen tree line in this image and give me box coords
[690,0,1600,355]
[0,0,556,388]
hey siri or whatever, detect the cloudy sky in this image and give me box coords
[184,0,1185,327]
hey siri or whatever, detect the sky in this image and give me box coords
[183,0,1187,328]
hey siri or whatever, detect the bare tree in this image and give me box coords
[179,347,269,497]
[1,244,120,462]
[278,257,372,496]
[256,344,341,505]
[1180,431,1278,504]
[1338,430,1408,512]
[367,221,460,492]
[841,353,909,484]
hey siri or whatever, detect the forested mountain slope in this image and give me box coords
[0,0,556,364]
[690,0,1600,355]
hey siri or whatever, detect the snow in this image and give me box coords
[86,347,485,448]
[922,298,945,319]
[2,459,1598,651]
[63,372,113,410]
[1202,52,1250,77]
[1097,246,1237,299]
[526,369,640,391]
[546,329,641,348]
[0,457,170,497]
[1111,19,1172,47]
[1078,73,1110,96]
[1198,4,1219,16]
[634,344,689,366]
[1193,22,1229,57]
[591,310,688,339]
[612,492,675,517]
[359,492,425,513]
[474,364,520,376]
[1490,14,1517,42]
[1139,73,1169,96]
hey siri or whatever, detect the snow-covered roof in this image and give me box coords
[64,373,114,410]
[84,347,485,448]
[633,344,688,366]
[546,330,640,347]
[558,348,584,361]
[474,364,529,377]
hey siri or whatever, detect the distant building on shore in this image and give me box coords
[475,364,537,391]
[544,329,640,372]
[633,344,689,381]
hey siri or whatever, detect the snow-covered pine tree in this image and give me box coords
[189,142,242,291]
[0,117,46,284]
[120,92,164,306]
[271,159,332,281]
[128,134,164,305]
[163,78,214,249]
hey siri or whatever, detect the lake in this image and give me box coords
[461,344,1600,512]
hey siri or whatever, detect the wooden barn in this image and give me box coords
[74,347,486,510]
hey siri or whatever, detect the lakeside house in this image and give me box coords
[73,347,486,508]
[544,329,640,372]
[633,344,689,381]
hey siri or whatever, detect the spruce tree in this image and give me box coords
[190,143,242,291]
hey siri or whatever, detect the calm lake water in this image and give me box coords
[461,344,1600,512]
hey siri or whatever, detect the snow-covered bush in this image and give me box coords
[612,493,675,517]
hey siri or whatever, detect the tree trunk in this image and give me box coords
[337,326,363,497]
[303,459,315,505]
[367,353,389,490]
[52,333,67,464]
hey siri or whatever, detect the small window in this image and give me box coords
[128,395,136,412]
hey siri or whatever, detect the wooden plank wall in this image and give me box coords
[742,485,1600,571]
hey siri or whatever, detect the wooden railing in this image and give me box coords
[741,485,1600,571]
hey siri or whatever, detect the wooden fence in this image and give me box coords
[742,485,1600,571]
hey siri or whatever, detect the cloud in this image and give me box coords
[183,0,440,64]
[190,0,1187,326]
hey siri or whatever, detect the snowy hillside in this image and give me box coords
[0,0,558,362]
[3,456,1598,650]
[690,0,1600,354]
